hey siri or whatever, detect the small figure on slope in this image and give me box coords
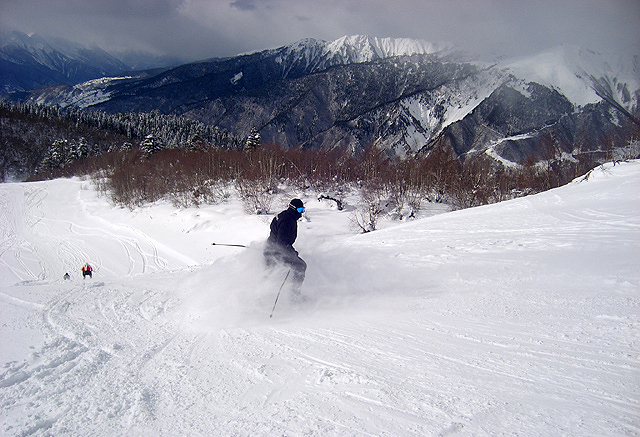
[81,263,93,279]
[263,199,307,297]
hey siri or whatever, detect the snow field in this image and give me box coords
[0,162,639,436]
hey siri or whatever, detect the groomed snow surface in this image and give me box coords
[1,162,639,436]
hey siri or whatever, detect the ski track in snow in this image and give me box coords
[0,180,174,284]
[0,163,639,436]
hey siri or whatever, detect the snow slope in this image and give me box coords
[1,162,639,436]
[501,45,640,109]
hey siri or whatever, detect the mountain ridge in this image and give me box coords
[0,31,183,94]
[2,34,639,168]
[0,31,130,93]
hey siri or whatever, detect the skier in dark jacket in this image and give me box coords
[264,199,307,295]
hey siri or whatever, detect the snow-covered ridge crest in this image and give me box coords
[325,35,454,60]
[272,35,453,61]
[272,35,455,77]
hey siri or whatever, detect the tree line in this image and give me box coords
[0,101,245,181]
[3,101,623,231]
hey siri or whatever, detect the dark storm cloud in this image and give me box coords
[1,0,638,62]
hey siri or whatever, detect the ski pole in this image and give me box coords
[269,269,290,318]
[211,243,247,248]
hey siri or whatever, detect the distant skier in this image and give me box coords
[264,199,307,296]
[63,272,70,280]
[81,263,93,279]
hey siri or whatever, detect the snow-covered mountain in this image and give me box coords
[0,31,130,94]
[4,35,639,167]
[1,161,638,435]
[271,35,454,76]
[0,31,180,94]
[501,44,640,112]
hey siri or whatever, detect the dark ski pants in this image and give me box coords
[264,247,306,294]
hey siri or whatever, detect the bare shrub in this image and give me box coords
[59,131,605,226]
[236,178,274,214]
[352,179,387,233]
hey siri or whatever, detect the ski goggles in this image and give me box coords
[296,207,305,213]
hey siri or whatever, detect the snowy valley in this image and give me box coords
[0,161,638,436]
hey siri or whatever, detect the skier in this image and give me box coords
[63,272,70,280]
[264,199,307,296]
[81,263,93,279]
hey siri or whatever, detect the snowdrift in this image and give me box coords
[1,162,639,436]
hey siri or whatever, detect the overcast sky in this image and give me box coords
[1,0,638,62]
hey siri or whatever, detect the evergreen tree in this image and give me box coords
[66,140,80,165]
[51,139,68,168]
[140,134,163,156]
[38,139,68,172]
[76,137,90,159]
[245,128,261,150]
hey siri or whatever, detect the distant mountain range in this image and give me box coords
[2,32,639,167]
[0,31,180,94]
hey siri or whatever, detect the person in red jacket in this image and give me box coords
[81,263,93,279]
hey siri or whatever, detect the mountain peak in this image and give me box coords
[272,35,455,77]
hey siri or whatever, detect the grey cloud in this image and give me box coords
[1,0,637,63]
[230,0,257,11]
